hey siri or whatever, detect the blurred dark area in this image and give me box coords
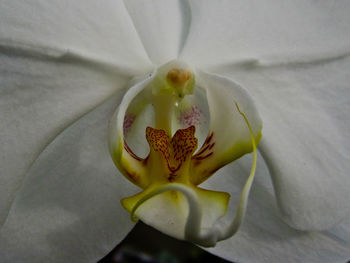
[98,221,232,263]
[98,222,350,263]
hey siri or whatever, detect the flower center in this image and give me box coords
[166,68,192,98]
[150,61,195,136]
[109,59,261,247]
[146,125,198,183]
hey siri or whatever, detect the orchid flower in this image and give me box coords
[0,1,350,263]
[108,59,262,247]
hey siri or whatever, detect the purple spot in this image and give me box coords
[179,106,202,127]
[123,113,136,136]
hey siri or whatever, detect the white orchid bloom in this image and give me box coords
[0,1,350,263]
[108,59,262,247]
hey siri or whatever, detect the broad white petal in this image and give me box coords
[0,93,137,263]
[0,0,152,74]
[180,0,350,69]
[203,154,350,263]
[124,0,190,65]
[214,55,350,230]
[190,70,262,185]
[0,53,130,226]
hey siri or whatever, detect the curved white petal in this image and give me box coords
[124,0,190,65]
[203,154,350,263]
[214,56,350,230]
[0,53,131,226]
[190,70,262,185]
[0,0,153,74]
[109,70,156,188]
[0,93,137,263]
[180,0,350,69]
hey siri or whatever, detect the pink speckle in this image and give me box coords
[123,113,136,136]
[179,106,202,127]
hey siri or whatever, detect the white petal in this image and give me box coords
[0,93,137,263]
[0,0,152,74]
[214,55,350,230]
[180,0,350,69]
[0,53,131,226]
[109,71,156,187]
[203,154,350,263]
[124,0,190,65]
[190,70,262,185]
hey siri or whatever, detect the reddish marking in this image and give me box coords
[209,142,215,150]
[193,160,202,166]
[124,140,142,161]
[142,156,149,166]
[146,126,198,182]
[168,173,177,182]
[192,152,213,161]
[126,171,139,182]
[192,132,215,162]
[178,106,202,127]
[123,113,136,136]
[194,144,210,157]
[167,163,182,173]
[204,132,214,144]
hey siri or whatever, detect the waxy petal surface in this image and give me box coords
[215,55,350,231]
[124,0,190,65]
[181,0,350,69]
[0,0,154,228]
[1,1,349,262]
[203,154,350,263]
[0,94,137,263]
[0,53,129,226]
[0,0,152,74]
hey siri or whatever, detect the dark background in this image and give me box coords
[99,222,350,263]
[99,221,231,263]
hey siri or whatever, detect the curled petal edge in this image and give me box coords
[109,70,157,188]
[191,70,262,185]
